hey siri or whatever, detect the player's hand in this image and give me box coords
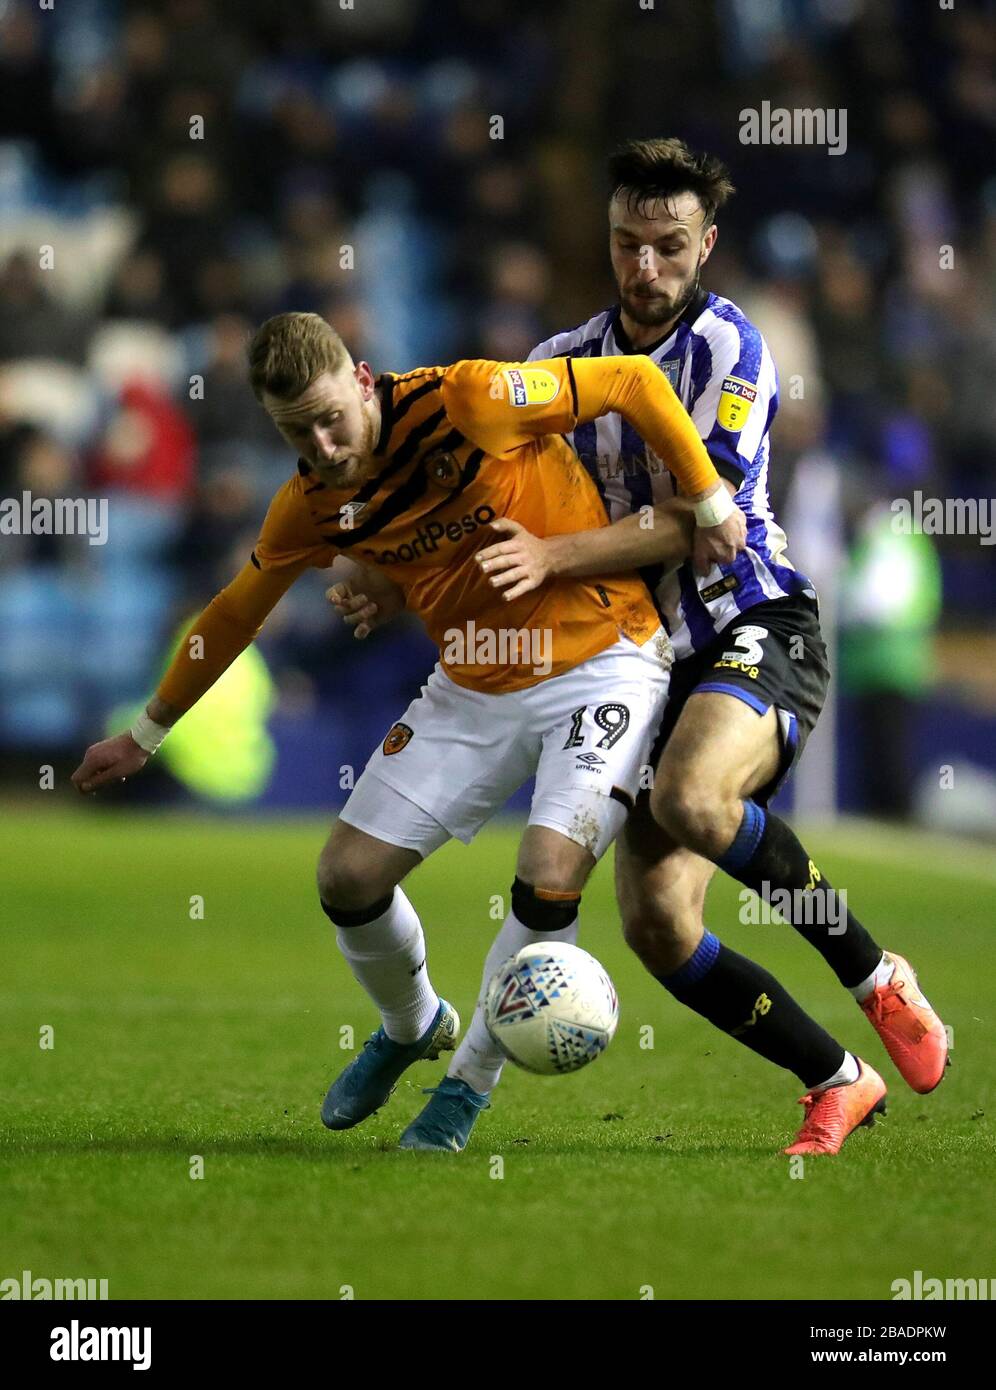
[476,519,554,602]
[692,505,747,575]
[326,581,383,639]
[72,733,149,794]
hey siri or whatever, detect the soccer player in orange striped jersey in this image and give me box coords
[72,311,746,1149]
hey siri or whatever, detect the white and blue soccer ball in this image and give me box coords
[484,942,619,1075]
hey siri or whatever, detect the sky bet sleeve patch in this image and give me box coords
[502,366,561,407]
[717,375,758,432]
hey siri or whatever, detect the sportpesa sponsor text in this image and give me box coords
[357,504,497,564]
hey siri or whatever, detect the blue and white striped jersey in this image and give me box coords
[529,291,815,661]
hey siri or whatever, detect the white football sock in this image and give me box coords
[812,1050,860,1092]
[335,888,439,1044]
[849,952,892,1002]
[448,908,579,1095]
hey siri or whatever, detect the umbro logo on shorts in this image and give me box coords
[383,722,414,756]
[575,752,605,766]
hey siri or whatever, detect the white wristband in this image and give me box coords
[130,712,170,754]
[693,487,735,528]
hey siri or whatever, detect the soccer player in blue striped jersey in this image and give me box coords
[466,138,948,1154]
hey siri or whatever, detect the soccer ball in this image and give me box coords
[484,942,619,1075]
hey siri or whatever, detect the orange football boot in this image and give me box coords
[860,951,949,1094]
[784,1059,887,1155]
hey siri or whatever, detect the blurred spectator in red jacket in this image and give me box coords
[87,380,195,502]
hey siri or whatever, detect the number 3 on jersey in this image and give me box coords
[721,625,769,666]
[715,624,769,679]
[562,702,631,751]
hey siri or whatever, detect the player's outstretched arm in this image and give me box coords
[567,356,746,574]
[71,691,185,792]
[71,560,299,794]
[443,356,744,574]
[476,497,700,603]
[71,728,157,793]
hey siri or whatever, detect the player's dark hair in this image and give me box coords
[608,137,735,227]
[247,311,350,403]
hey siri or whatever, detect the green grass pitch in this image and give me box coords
[1,808,993,1301]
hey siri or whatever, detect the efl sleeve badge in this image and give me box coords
[716,375,758,433]
[502,366,561,407]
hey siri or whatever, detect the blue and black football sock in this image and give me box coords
[657,931,846,1089]
[716,801,883,990]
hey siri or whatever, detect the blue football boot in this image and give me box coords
[397,1076,491,1152]
[321,1000,459,1130]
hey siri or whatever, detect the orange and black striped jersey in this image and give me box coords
[156,354,720,709]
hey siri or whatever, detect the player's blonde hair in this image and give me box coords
[247,312,350,402]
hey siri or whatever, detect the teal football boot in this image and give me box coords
[321,1000,459,1130]
[397,1076,491,1152]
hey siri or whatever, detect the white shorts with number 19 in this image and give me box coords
[339,628,672,861]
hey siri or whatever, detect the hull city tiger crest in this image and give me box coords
[382,722,414,756]
[426,450,461,490]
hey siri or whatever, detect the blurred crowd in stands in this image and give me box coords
[1,0,994,814]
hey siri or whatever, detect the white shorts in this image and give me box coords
[339,628,672,861]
